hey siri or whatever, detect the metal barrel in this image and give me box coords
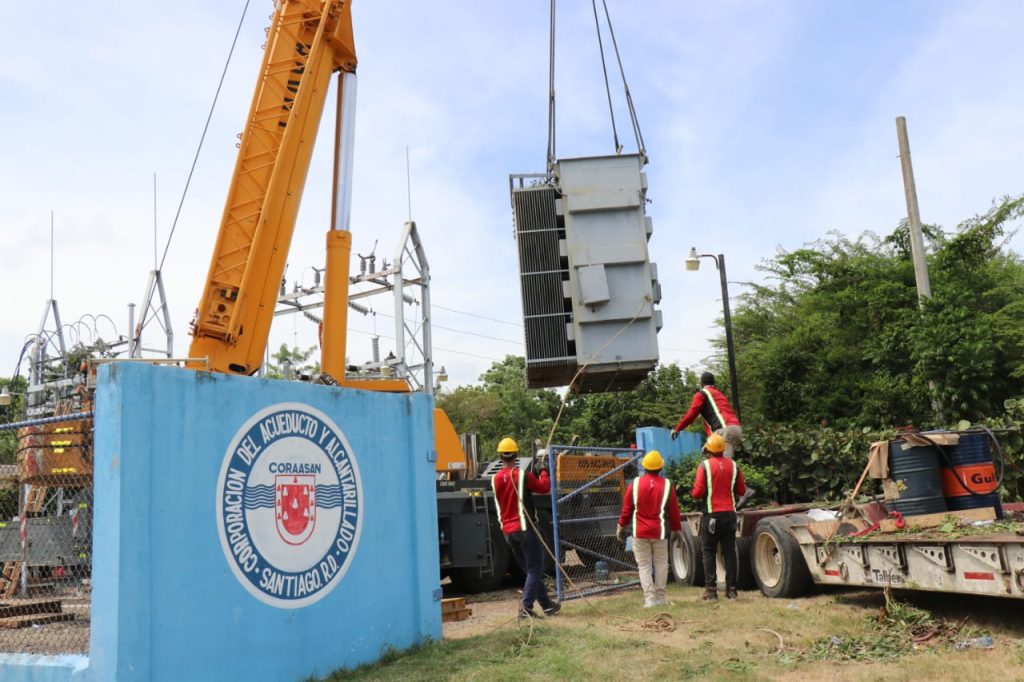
[941,432,1003,519]
[886,441,948,516]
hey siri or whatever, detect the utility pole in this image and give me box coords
[895,116,932,301]
[717,254,741,421]
[896,116,943,422]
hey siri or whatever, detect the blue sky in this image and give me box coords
[2,1,1022,389]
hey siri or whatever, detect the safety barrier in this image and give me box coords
[0,412,93,655]
[547,445,643,601]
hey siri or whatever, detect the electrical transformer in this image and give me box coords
[511,153,662,393]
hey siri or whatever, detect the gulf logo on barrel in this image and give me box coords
[216,403,363,608]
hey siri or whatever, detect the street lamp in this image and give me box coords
[434,365,448,393]
[685,247,741,420]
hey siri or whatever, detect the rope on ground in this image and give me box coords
[756,627,785,655]
[617,612,680,633]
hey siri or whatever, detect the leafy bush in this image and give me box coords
[0,487,17,521]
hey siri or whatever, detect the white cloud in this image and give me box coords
[1,1,1022,393]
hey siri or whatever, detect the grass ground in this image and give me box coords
[316,584,1024,681]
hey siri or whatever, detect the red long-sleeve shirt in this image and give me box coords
[618,473,682,539]
[491,466,550,534]
[674,386,740,435]
[691,455,747,513]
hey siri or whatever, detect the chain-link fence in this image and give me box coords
[0,412,93,654]
[547,445,642,601]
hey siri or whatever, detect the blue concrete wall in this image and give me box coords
[635,427,703,465]
[0,363,441,682]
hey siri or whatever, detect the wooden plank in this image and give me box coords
[0,613,75,629]
[441,597,466,613]
[0,562,19,600]
[441,607,472,623]
[880,507,996,533]
[0,599,62,619]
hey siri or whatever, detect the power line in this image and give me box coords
[433,324,521,346]
[346,327,503,362]
[353,307,523,345]
[432,303,522,328]
[158,0,251,272]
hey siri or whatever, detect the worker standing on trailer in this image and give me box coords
[616,450,683,608]
[491,437,560,619]
[671,372,742,458]
[691,434,747,601]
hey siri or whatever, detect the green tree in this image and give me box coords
[436,355,561,458]
[731,195,1024,428]
[561,364,699,446]
[0,375,27,465]
[264,344,320,379]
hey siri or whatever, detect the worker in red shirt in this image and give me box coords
[491,437,560,619]
[671,371,742,458]
[616,451,683,608]
[691,434,747,600]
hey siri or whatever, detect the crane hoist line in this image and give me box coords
[546,0,647,171]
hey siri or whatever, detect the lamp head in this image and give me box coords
[0,387,11,407]
[685,247,701,271]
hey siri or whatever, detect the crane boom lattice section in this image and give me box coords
[190,0,356,375]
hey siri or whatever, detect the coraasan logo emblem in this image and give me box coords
[216,402,362,608]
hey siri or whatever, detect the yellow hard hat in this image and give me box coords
[705,434,726,454]
[641,450,664,471]
[497,437,519,455]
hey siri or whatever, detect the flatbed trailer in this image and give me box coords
[749,502,1024,599]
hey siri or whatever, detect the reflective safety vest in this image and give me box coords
[702,457,738,513]
[492,467,528,534]
[701,388,729,432]
[618,474,682,540]
[632,475,672,539]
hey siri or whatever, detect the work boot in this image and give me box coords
[725,586,738,600]
[543,602,561,616]
[701,586,718,601]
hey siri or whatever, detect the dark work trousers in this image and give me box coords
[699,511,738,588]
[506,528,553,611]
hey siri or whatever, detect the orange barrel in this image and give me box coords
[941,432,1003,518]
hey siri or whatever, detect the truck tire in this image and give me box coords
[670,524,704,586]
[448,517,511,593]
[709,534,754,589]
[735,535,755,590]
[751,516,810,598]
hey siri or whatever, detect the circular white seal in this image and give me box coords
[216,402,363,608]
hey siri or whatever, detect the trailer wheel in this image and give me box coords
[710,535,755,589]
[670,524,704,586]
[751,517,810,598]
[448,517,511,593]
[735,535,755,590]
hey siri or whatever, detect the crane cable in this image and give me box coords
[590,0,621,155]
[158,0,252,273]
[598,0,648,162]
[545,0,557,172]
[546,0,648,168]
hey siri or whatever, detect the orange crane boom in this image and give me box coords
[189,0,356,376]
